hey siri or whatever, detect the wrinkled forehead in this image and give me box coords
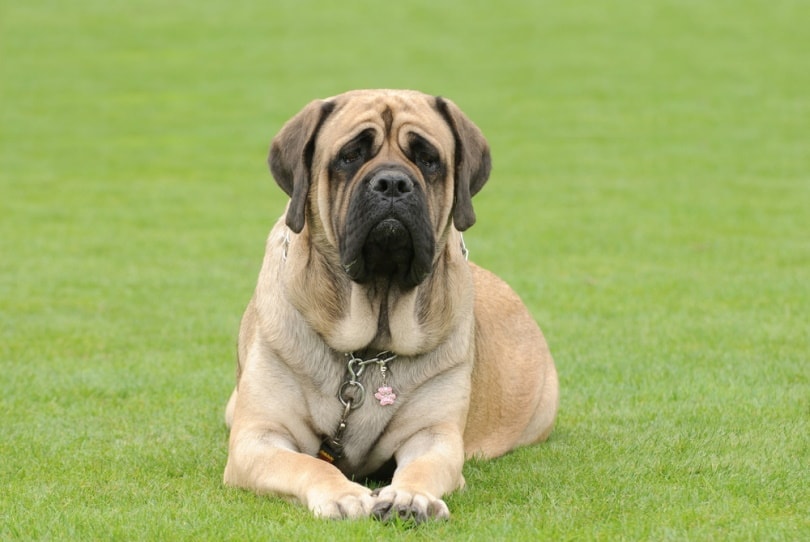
[316,90,455,156]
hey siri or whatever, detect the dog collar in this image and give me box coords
[281,228,291,262]
[318,351,397,464]
[281,227,468,263]
[460,233,469,260]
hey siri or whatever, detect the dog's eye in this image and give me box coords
[340,148,362,165]
[416,150,439,172]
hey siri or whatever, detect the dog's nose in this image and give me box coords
[370,170,413,199]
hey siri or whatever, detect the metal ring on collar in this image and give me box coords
[338,380,365,410]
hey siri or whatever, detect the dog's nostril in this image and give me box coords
[396,179,411,193]
[372,179,389,193]
[372,173,413,197]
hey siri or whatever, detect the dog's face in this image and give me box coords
[269,89,491,290]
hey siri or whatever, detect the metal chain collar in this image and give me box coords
[318,351,397,464]
[460,233,469,261]
[338,351,397,410]
[281,228,468,263]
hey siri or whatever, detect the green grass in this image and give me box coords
[1,0,808,539]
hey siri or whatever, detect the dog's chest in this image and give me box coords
[309,360,405,477]
[341,400,397,459]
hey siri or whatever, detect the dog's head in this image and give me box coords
[269,89,490,289]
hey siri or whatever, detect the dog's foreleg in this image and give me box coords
[224,430,374,519]
[371,423,465,522]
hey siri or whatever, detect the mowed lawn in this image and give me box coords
[1,0,808,540]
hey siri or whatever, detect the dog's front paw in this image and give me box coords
[371,486,450,523]
[308,486,375,520]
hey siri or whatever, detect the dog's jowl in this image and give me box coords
[223,89,558,522]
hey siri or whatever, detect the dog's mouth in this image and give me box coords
[360,217,413,275]
[343,217,431,288]
[340,169,435,289]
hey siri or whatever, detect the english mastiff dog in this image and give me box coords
[224,89,558,522]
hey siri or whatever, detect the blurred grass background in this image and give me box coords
[1,0,808,539]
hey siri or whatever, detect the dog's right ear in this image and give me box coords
[269,100,336,233]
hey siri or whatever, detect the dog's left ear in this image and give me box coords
[269,100,336,233]
[435,97,492,232]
